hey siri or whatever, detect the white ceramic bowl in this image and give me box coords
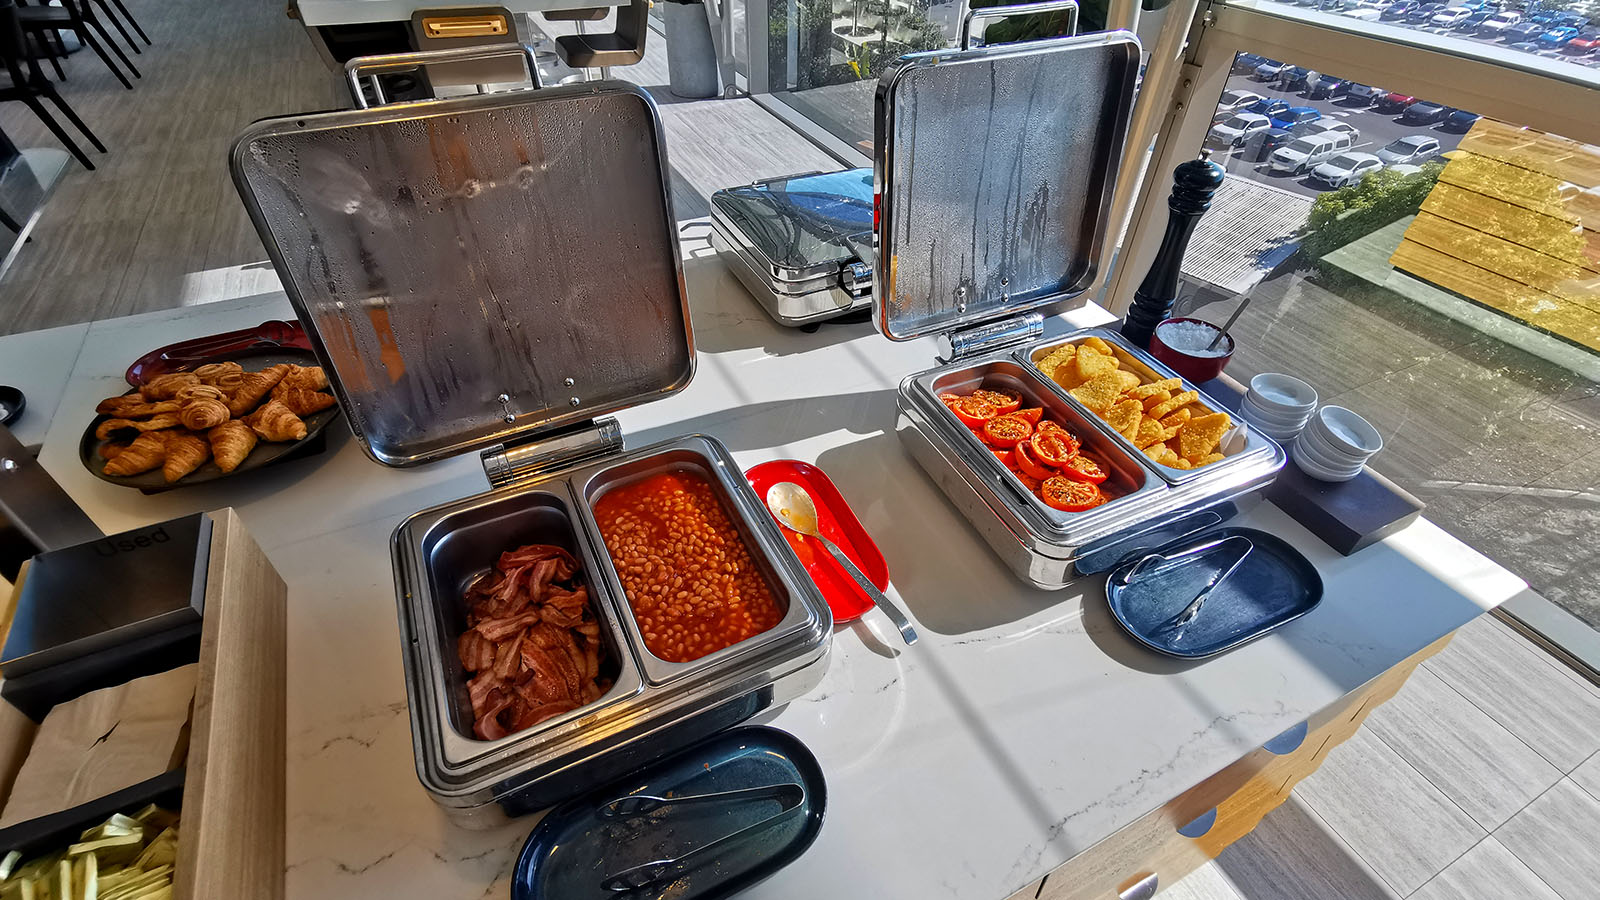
[1240,394,1312,427]
[1311,406,1382,457]
[1293,434,1364,481]
[1247,373,1318,414]
[1238,410,1305,443]
[1299,420,1371,466]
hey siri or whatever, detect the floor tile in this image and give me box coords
[1210,797,1399,900]
[1495,780,1600,900]
[1410,837,1564,900]
[1160,862,1244,900]
[1292,728,1484,895]
[1424,616,1600,771]
[1572,751,1600,802]
[1364,665,1562,830]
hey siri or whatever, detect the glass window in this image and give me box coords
[1176,51,1600,631]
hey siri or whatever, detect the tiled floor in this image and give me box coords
[1166,614,1600,900]
[5,7,1600,899]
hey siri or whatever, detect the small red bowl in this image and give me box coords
[746,459,888,624]
[1150,316,1234,384]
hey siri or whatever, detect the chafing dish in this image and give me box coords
[869,28,1285,588]
[709,169,875,326]
[230,50,831,826]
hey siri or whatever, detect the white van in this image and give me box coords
[1268,130,1356,175]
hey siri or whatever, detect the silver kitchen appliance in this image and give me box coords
[709,168,874,327]
[230,48,831,827]
[871,26,1286,589]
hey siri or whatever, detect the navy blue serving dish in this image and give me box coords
[1105,527,1323,659]
[513,726,825,900]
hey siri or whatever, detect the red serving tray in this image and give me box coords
[746,460,888,624]
[125,320,311,386]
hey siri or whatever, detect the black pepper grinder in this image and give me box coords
[1119,150,1226,349]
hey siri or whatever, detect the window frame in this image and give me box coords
[1106,0,1600,311]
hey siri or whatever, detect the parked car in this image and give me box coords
[1430,7,1473,27]
[1539,25,1581,47]
[1270,106,1324,130]
[1503,21,1546,42]
[1456,10,1494,31]
[1407,2,1447,24]
[1402,101,1452,124]
[1306,75,1350,99]
[1279,66,1316,92]
[1269,130,1357,174]
[1553,11,1588,28]
[1310,152,1384,187]
[1456,0,1498,10]
[1387,163,1424,176]
[1316,120,1362,142]
[1343,7,1384,19]
[1507,40,1543,52]
[1343,83,1386,105]
[1244,98,1292,120]
[1376,91,1418,113]
[1440,109,1481,132]
[1566,28,1600,53]
[1208,113,1272,148]
[1479,9,1522,33]
[1244,128,1297,162]
[1232,52,1269,73]
[1214,89,1266,120]
[1382,0,1421,19]
[1377,134,1443,165]
[1254,59,1290,81]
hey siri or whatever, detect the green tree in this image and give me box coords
[1300,161,1444,262]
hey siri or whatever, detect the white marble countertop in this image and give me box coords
[1,227,1526,899]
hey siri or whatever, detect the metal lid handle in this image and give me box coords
[343,44,542,108]
[960,0,1080,49]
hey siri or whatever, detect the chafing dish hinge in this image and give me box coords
[480,417,624,489]
[936,312,1046,363]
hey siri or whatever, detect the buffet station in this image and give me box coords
[0,11,1525,900]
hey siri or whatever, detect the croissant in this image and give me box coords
[96,413,181,441]
[179,397,231,431]
[244,398,307,441]
[174,384,226,403]
[208,420,258,473]
[140,372,201,401]
[95,396,181,418]
[103,432,167,476]
[195,361,245,391]
[99,441,131,461]
[162,431,211,483]
[273,388,337,417]
[226,365,290,417]
[276,364,329,393]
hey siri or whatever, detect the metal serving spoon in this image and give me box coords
[600,795,806,893]
[765,481,918,645]
[599,783,803,818]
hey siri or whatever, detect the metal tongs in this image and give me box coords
[599,782,803,818]
[1121,534,1254,642]
[599,784,807,892]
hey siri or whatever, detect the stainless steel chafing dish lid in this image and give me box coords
[870,30,1139,342]
[229,79,692,467]
[709,168,873,290]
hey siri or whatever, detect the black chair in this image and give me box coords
[550,0,651,73]
[16,0,137,90]
[0,0,106,170]
[89,0,145,55]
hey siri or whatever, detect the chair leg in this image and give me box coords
[105,0,149,44]
[44,87,107,153]
[79,27,133,89]
[31,31,64,80]
[21,95,94,170]
[49,30,69,80]
[93,0,139,55]
[85,13,138,78]
[0,204,23,233]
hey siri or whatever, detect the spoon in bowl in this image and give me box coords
[765,481,918,645]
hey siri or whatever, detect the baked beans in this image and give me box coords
[595,470,783,663]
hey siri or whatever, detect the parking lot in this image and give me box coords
[1209,69,1467,199]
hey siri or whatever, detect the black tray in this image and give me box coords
[1105,526,1324,659]
[79,349,339,493]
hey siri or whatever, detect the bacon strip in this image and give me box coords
[457,543,610,740]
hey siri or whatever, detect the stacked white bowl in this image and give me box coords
[1293,406,1383,482]
[1237,373,1318,443]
